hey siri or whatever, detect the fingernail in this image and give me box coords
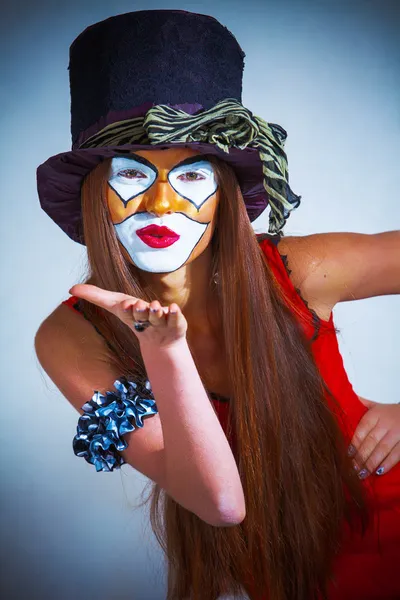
[358,468,369,480]
[353,463,360,472]
[376,467,385,475]
[347,444,356,457]
[150,307,158,313]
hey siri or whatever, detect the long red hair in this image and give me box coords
[78,155,370,600]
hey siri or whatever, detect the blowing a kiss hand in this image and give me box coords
[69,283,188,350]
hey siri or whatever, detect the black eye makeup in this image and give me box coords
[108,155,218,208]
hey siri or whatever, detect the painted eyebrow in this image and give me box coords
[171,155,212,169]
[115,153,158,174]
[121,153,211,172]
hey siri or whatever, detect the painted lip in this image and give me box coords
[136,224,180,248]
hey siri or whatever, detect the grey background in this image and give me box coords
[1,0,399,599]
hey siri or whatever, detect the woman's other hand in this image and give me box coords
[348,402,400,479]
[69,284,187,348]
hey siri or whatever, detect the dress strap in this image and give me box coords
[62,295,82,313]
[255,232,281,246]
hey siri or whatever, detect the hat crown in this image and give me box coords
[68,10,245,145]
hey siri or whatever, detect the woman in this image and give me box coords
[34,10,400,600]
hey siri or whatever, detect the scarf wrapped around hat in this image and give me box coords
[79,98,301,234]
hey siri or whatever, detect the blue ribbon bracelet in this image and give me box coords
[72,376,158,472]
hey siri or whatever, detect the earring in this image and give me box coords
[213,272,220,285]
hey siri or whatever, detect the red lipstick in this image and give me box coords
[136,224,180,248]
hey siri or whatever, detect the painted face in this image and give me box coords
[106,148,219,273]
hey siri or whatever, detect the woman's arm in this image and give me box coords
[139,337,246,524]
[35,303,245,527]
[279,230,400,309]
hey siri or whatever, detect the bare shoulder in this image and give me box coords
[35,303,119,405]
[36,302,108,353]
[275,233,338,320]
[274,234,325,287]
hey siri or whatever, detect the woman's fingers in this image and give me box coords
[166,303,187,337]
[352,425,387,466]
[70,284,187,345]
[121,299,170,332]
[70,283,136,312]
[354,433,400,478]
[148,301,167,326]
[131,300,166,327]
[167,303,180,325]
[349,402,400,478]
[374,440,400,476]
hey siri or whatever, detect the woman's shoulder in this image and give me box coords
[35,299,126,427]
[36,301,93,340]
[35,301,118,398]
[273,234,322,289]
[265,233,335,322]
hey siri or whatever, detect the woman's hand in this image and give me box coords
[69,284,188,348]
[348,402,400,479]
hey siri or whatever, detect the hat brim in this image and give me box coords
[36,142,269,244]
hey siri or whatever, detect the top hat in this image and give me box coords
[36,9,301,244]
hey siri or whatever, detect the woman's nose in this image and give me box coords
[142,179,176,216]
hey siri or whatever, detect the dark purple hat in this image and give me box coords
[36,9,301,244]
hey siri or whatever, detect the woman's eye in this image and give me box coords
[118,169,147,179]
[177,171,205,182]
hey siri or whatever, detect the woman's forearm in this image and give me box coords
[139,338,246,525]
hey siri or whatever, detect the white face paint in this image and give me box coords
[167,160,217,209]
[114,212,208,273]
[108,156,157,206]
[108,154,218,273]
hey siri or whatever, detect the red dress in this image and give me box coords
[62,237,400,600]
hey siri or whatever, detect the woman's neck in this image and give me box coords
[138,245,218,335]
